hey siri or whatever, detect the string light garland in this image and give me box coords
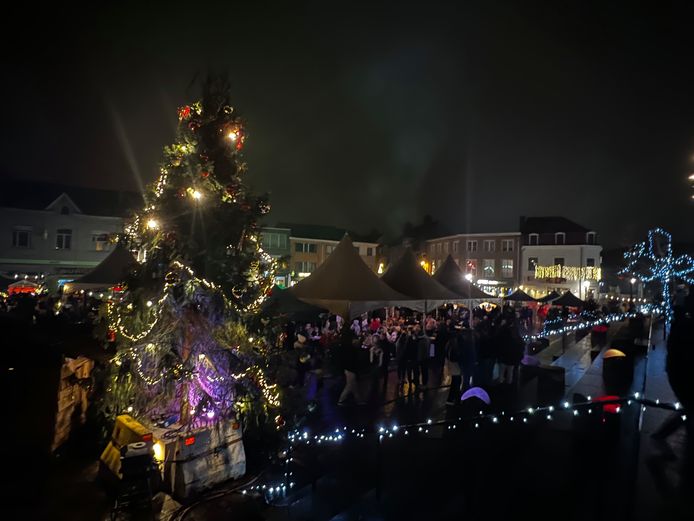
[524,311,639,342]
[620,228,694,328]
[241,393,686,499]
[104,84,280,428]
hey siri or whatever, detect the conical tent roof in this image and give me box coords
[538,290,561,303]
[432,255,492,299]
[503,289,537,302]
[262,285,327,322]
[289,235,412,318]
[381,249,460,307]
[67,244,137,290]
[552,291,585,307]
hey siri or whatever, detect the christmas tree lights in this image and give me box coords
[104,77,279,430]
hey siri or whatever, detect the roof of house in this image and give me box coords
[0,179,143,218]
[277,222,379,243]
[520,216,592,234]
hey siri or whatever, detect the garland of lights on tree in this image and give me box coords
[620,228,694,328]
[104,77,279,430]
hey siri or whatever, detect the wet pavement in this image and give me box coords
[12,319,693,520]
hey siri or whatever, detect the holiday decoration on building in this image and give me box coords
[620,228,694,327]
[106,76,278,432]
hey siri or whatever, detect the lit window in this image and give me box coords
[528,257,538,271]
[92,233,111,252]
[483,259,495,277]
[501,259,514,278]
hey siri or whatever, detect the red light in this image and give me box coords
[184,436,195,446]
[142,433,153,442]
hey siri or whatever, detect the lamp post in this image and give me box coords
[630,277,636,304]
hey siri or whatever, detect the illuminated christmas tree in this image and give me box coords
[105,77,279,429]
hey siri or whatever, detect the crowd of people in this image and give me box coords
[279,304,531,407]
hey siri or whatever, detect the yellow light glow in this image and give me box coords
[227,130,239,141]
[153,441,164,461]
[377,262,385,274]
[192,190,203,200]
[147,219,159,230]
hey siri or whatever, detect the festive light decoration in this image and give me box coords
[620,228,694,327]
[525,311,638,342]
[104,79,279,429]
[534,264,601,281]
[242,392,683,500]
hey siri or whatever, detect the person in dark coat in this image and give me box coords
[652,295,694,441]
[497,316,525,386]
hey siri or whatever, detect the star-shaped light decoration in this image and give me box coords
[621,228,694,328]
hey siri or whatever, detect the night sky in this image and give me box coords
[3,1,694,248]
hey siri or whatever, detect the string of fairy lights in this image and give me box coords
[240,392,686,499]
[524,310,640,342]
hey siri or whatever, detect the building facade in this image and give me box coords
[263,224,380,283]
[519,216,602,300]
[259,226,292,287]
[0,183,141,286]
[424,232,521,295]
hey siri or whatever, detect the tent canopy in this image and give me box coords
[67,244,137,290]
[503,289,537,302]
[289,235,412,318]
[432,255,492,300]
[380,249,460,310]
[538,290,561,303]
[262,285,327,322]
[552,290,585,308]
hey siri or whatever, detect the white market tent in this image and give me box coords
[65,244,137,292]
[380,248,461,312]
[289,234,414,318]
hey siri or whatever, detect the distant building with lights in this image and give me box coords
[261,223,380,285]
[519,216,602,300]
[0,180,141,287]
[424,232,522,295]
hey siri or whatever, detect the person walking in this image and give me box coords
[337,330,365,406]
[445,330,462,405]
[459,325,478,391]
[497,317,525,386]
[405,327,420,391]
[415,325,431,389]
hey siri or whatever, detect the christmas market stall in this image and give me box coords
[289,234,413,318]
[380,248,460,312]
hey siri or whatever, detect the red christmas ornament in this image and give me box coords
[107,329,116,342]
[178,105,191,120]
[200,171,209,179]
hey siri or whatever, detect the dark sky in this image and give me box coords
[3,1,694,248]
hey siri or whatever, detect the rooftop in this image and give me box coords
[0,179,143,218]
[520,216,592,234]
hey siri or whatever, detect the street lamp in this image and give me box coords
[630,277,636,302]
